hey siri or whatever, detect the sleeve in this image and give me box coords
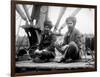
[46,34,56,52]
[75,31,82,51]
[63,32,69,45]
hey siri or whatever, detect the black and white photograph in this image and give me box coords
[11,1,97,76]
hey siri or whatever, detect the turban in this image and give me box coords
[44,20,52,29]
[66,16,76,26]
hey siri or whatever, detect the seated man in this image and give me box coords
[57,16,82,62]
[33,20,56,63]
[19,20,56,63]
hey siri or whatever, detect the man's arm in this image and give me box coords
[75,30,82,52]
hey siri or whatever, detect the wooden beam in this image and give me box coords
[16,5,27,21]
[22,5,31,21]
[53,7,66,32]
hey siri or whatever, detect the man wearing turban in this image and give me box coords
[58,16,82,62]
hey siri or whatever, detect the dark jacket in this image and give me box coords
[63,28,82,52]
[39,31,55,52]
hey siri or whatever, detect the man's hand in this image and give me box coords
[61,45,69,51]
[35,49,42,54]
[42,49,48,52]
[55,36,64,46]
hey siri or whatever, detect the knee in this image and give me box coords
[69,41,78,51]
[69,41,76,46]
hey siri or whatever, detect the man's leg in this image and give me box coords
[59,41,80,62]
[40,50,55,62]
[33,50,55,63]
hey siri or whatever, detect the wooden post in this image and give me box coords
[36,6,49,31]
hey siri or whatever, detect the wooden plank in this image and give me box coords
[16,61,94,69]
